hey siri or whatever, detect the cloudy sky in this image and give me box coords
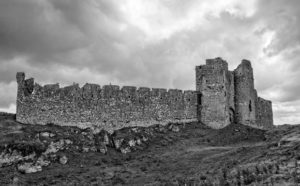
[0,0,299,125]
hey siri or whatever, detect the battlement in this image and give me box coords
[195,57,234,128]
[16,57,273,132]
[16,73,198,132]
[205,57,228,70]
[17,76,197,102]
[240,59,252,68]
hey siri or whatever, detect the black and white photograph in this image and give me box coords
[0,0,299,185]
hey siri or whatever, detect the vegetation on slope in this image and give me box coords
[0,114,299,185]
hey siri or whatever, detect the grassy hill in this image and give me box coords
[0,113,299,185]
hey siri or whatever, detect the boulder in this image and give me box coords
[97,142,108,154]
[0,150,36,168]
[44,139,65,154]
[120,147,131,154]
[113,138,124,150]
[168,124,180,132]
[40,132,55,138]
[59,155,68,165]
[17,162,42,174]
[36,156,50,167]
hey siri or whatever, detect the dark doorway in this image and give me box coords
[249,100,252,112]
[229,107,235,123]
[197,92,202,120]
[197,93,202,105]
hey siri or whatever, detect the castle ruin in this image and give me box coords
[196,58,273,129]
[16,58,273,132]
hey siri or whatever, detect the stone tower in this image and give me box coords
[196,57,273,129]
[234,60,257,126]
[195,58,235,129]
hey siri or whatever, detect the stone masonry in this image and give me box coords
[16,73,198,132]
[195,58,235,129]
[16,57,273,131]
[196,58,273,129]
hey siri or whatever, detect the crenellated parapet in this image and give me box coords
[16,73,198,132]
[16,57,273,131]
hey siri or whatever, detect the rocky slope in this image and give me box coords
[0,113,299,185]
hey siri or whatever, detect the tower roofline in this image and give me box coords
[206,57,227,65]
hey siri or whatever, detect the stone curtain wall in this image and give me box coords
[16,73,198,132]
[256,97,273,129]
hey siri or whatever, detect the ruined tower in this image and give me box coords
[196,57,273,129]
[234,60,257,126]
[195,58,235,129]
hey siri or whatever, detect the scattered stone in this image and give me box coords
[17,162,42,174]
[81,128,94,140]
[0,150,36,168]
[120,147,131,154]
[40,132,55,138]
[97,143,108,154]
[64,139,73,145]
[11,176,19,185]
[82,147,90,153]
[90,146,97,152]
[100,147,107,154]
[131,127,139,133]
[59,155,68,165]
[104,171,115,179]
[142,136,148,142]
[113,138,124,149]
[128,139,136,147]
[36,156,50,167]
[169,124,180,132]
[136,138,142,145]
[44,139,65,154]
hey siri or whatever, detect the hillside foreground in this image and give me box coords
[0,113,299,185]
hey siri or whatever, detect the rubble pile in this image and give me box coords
[0,122,186,174]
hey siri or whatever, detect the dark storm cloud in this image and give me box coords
[0,0,300,124]
[0,0,140,84]
[0,0,89,62]
[0,0,258,86]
